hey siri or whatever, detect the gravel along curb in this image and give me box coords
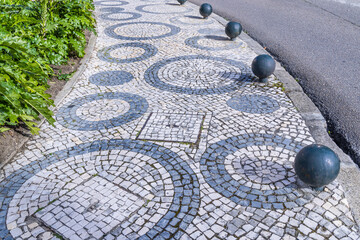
[0,31,97,170]
[186,1,360,226]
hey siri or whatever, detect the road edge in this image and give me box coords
[187,1,360,226]
[0,31,97,170]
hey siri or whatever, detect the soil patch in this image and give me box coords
[0,30,91,166]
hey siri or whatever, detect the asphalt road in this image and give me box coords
[190,0,360,164]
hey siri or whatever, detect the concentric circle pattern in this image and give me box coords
[227,95,280,114]
[77,99,130,121]
[135,4,192,14]
[100,11,142,21]
[94,0,129,6]
[89,71,134,86]
[169,15,215,25]
[105,21,180,40]
[200,134,311,209]
[185,35,243,51]
[56,92,148,131]
[228,149,295,189]
[144,55,252,95]
[97,42,157,63]
[0,140,200,239]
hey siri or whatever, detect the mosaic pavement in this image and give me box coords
[0,0,359,239]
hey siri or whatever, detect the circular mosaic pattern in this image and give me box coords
[9,150,174,239]
[56,92,148,131]
[0,140,200,240]
[94,0,128,6]
[100,11,142,21]
[140,0,158,1]
[198,28,224,35]
[135,4,192,14]
[185,35,243,51]
[77,99,130,121]
[141,0,171,2]
[236,158,290,184]
[227,148,295,190]
[200,134,312,209]
[169,15,215,26]
[99,7,124,12]
[105,22,180,40]
[144,55,252,95]
[89,71,134,86]
[98,42,157,63]
[227,95,280,114]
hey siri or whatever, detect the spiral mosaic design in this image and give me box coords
[144,55,252,95]
[56,92,148,131]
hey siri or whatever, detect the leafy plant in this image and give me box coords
[1,0,96,65]
[0,0,96,134]
[57,70,73,81]
[0,34,55,134]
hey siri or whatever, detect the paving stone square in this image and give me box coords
[137,112,204,143]
[36,176,144,239]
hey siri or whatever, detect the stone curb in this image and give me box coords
[187,0,360,226]
[53,32,97,107]
[0,31,97,170]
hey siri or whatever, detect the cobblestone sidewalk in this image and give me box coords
[0,0,359,239]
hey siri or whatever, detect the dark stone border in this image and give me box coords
[56,92,148,131]
[97,42,158,63]
[94,0,129,6]
[89,71,134,86]
[135,4,192,15]
[105,22,180,41]
[0,140,200,240]
[100,11,142,21]
[226,95,280,114]
[200,133,312,209]
[144,55,253,95]
[99,7,125,12]
[140,0,171,2]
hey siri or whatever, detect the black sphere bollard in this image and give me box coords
[177,0,187,5]
[251,54,276,81]
[199,3,212,18]
[294,144,340,190]
[225,21,242,40]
